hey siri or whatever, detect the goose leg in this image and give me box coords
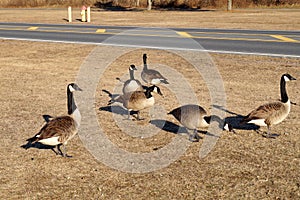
[51,146,60,155]
[136,111,144,121]
[127,110,131,120]
[265,126,278,139]
[189,129,200,142]
[57,144,72,158]
[57,144,63,156]
[62,145,72,158]
[267,126,271,138]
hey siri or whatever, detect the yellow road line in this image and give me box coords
[3,25,297,43]
[270,35,297,42]
[177,31,192,38]
[27,26,38,30]
[96,29,106,33]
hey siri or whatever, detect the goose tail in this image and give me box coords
[26,134,39,143]
[161,79,169,84]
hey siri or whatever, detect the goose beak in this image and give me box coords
[291,76,296,81]
[74,85,83,91]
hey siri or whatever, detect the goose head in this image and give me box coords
[68,83,83,92]
[148,85,163,96]
[129,64,137,71]
[143,54,147,63]
[223,122,235,133]
[283,73,296,82]
[208,115,236,133]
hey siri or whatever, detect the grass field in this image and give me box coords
[0,8,300,199]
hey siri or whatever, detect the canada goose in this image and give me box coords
[23,83,82,157]
[240,73,296,138]
[141,54,169,85]
[122,64,144,94]
[108,85,163,120]
[168,104,234,142]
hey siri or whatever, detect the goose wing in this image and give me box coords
[123,79,143,93]
[34,116,76,142]
[126,91,148,110]
[146,69,167,79]
[243,102,285,122]
[168,105,207,128]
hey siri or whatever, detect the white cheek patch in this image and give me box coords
[284,76,290,82]
[130,66,135,70]
[69,85,75,92]
[153,87,158,93]
[224,123,229,131]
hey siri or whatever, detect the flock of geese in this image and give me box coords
[22,53,296,157]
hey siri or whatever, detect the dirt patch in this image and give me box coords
[1,39,300,199]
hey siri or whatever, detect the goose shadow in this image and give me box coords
[150,119,217,138]
[99,105,139,117]
[211,105,281,138]
[20,141,60,156]
[216,103,280,138]
[212,104,260,131]
[102,89,121,99]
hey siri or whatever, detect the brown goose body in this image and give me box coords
[124,91,155,111]
[109,85,163,120]
[242,101,290,127]
[141,54,169,85]
[168,104,209,130]
[241,73,296,137]
[29,116,78,146]
[24,83,82,157]
[168,104,232,142]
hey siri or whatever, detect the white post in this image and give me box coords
[227,0,232,11]
[87,6,91,22]
[68,6,72,22]
[147,0,152,10]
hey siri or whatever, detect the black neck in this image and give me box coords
[129,69,135,80]
[67,88,77,115]
[280,76,288,103]
[143,57,148,70]
[203,116,211,124]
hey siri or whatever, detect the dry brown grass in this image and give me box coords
[1,9,300,200]
[1,39,300,199]
[0,8,300,30]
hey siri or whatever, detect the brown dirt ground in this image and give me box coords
[1,9,300,200]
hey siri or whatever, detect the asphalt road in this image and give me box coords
[0,22,299,57]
